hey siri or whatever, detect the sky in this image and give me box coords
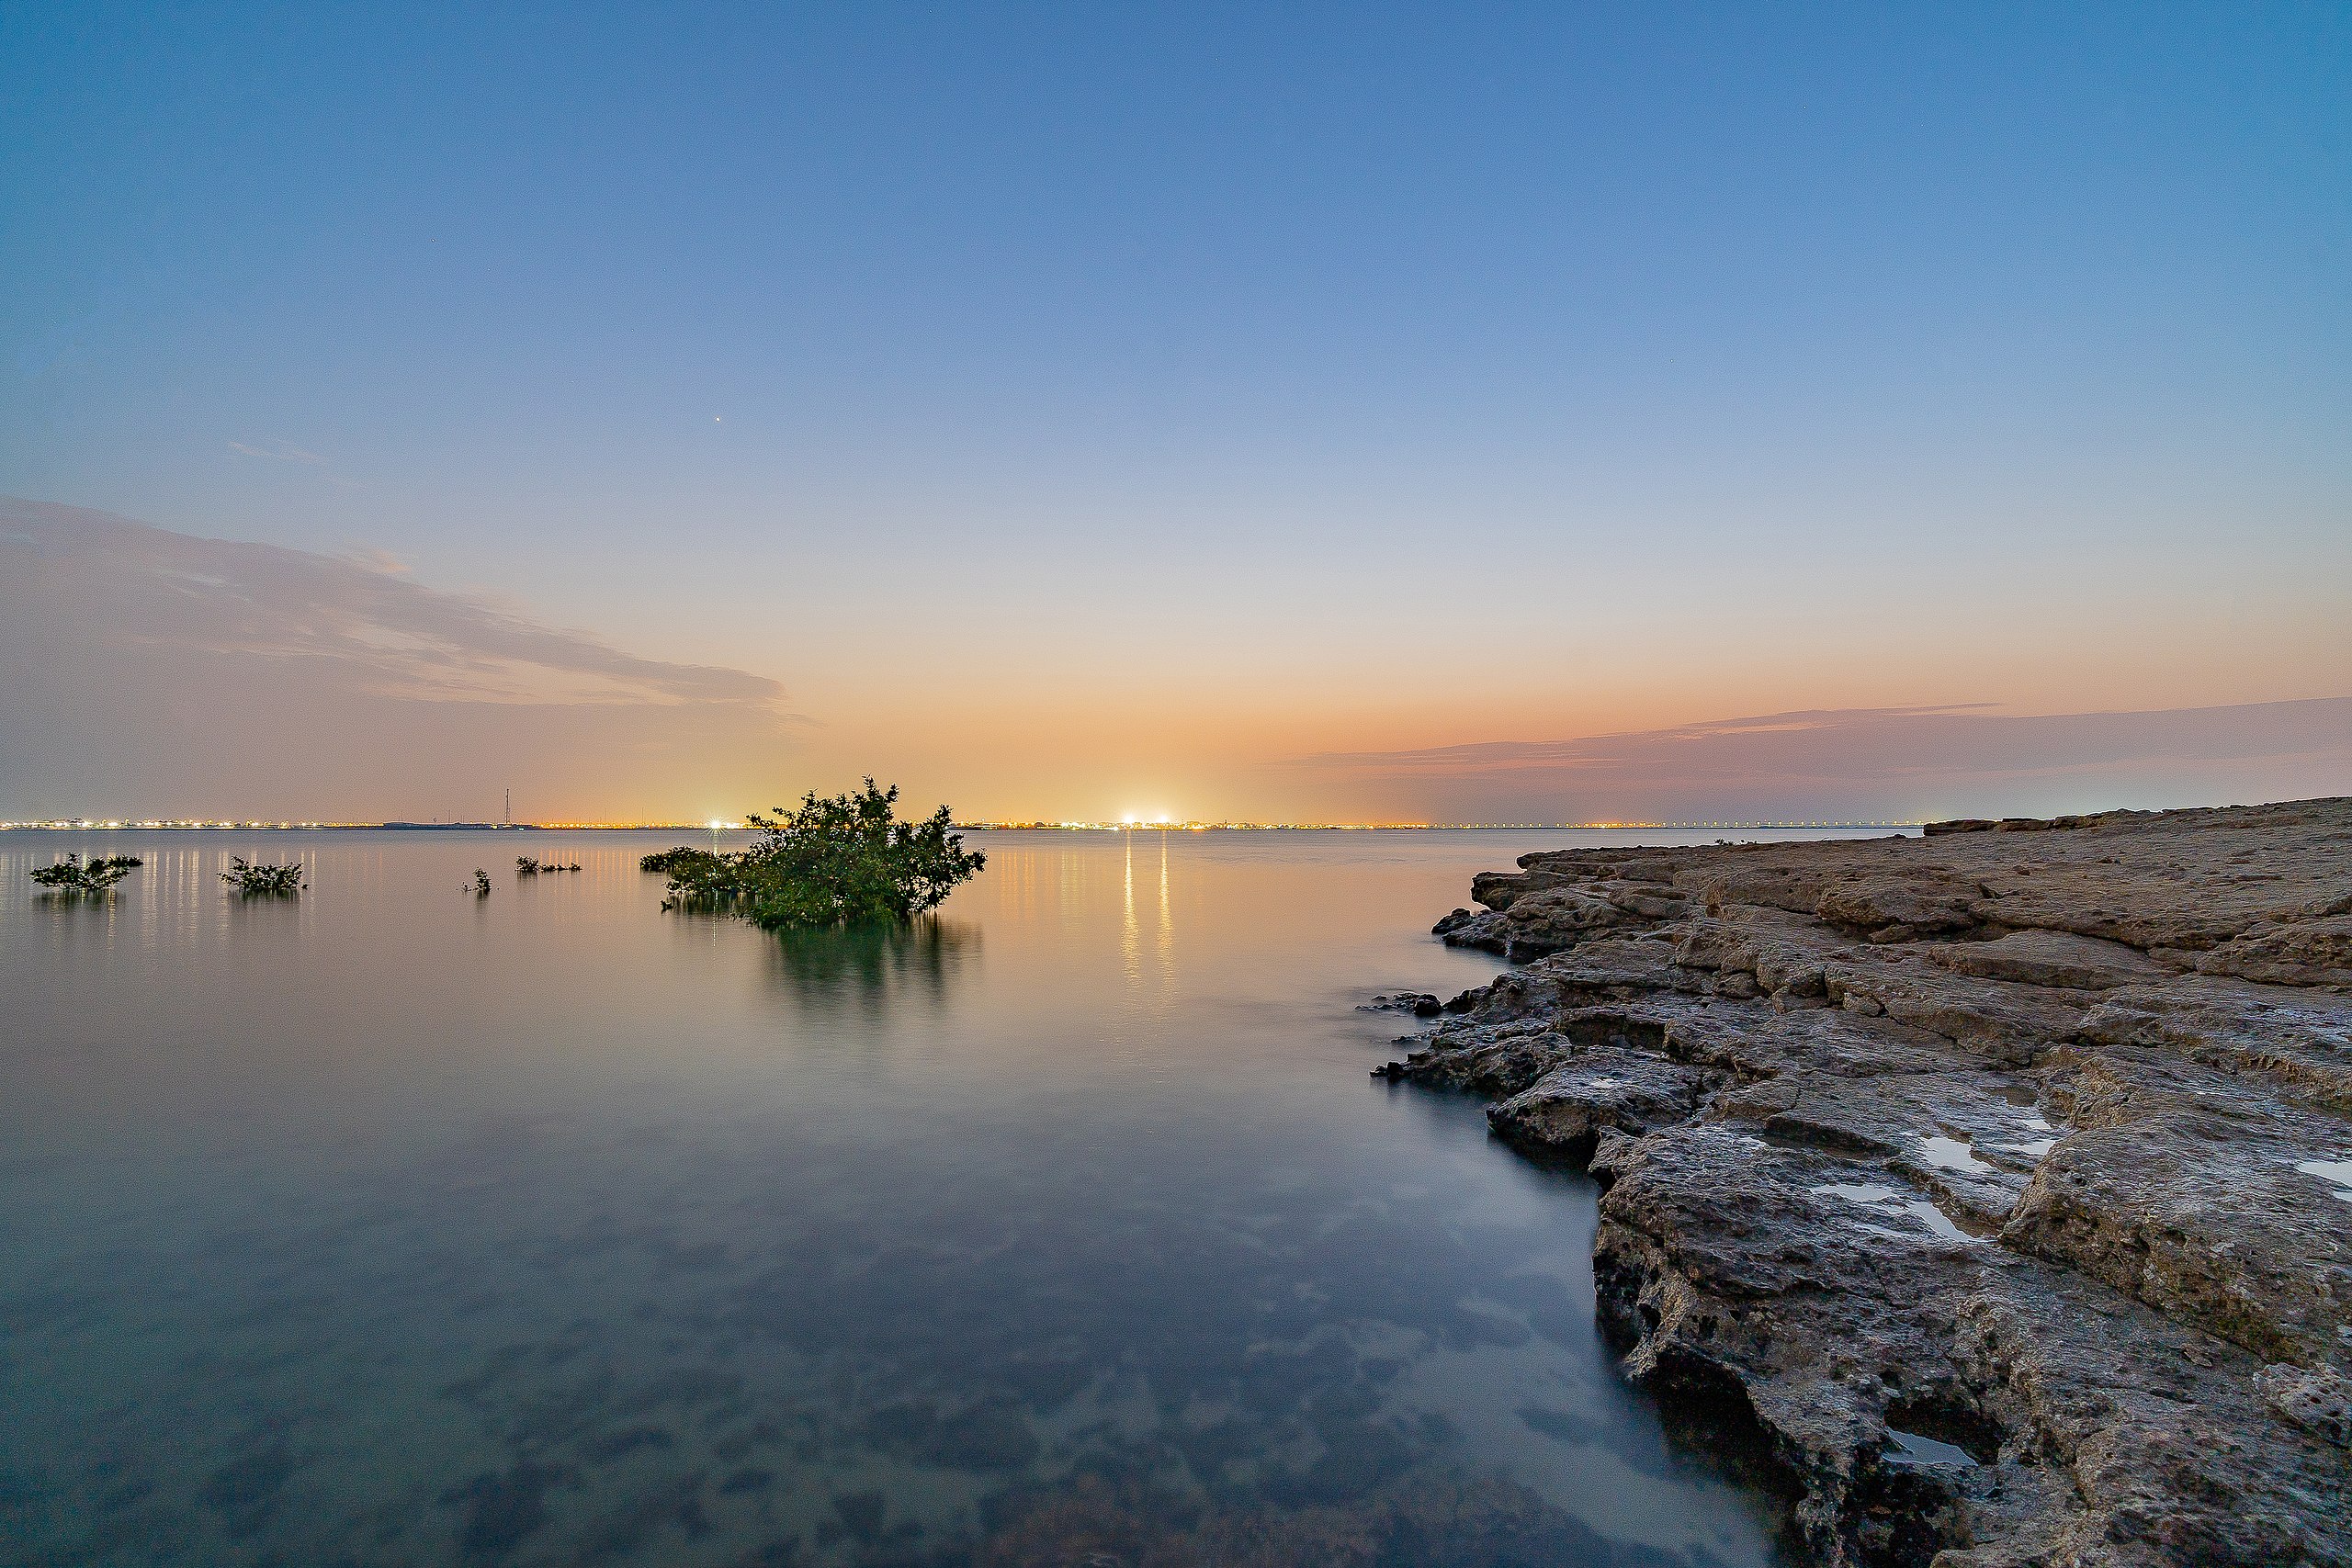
[3,3,2347,824]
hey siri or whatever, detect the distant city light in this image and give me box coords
[0,822,1928,831]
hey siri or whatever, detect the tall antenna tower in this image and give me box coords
[504,787,511,829]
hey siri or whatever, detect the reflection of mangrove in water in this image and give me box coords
[762,915,978,1014]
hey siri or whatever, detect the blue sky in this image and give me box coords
[3,3,2346,819]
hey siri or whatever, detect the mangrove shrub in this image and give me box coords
[222,856,304,897]
[661,780,983,931]
[29,852,142,894]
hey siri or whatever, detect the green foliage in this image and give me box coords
[515,856,580,874]
[662,780,984,931]
[639,846,706,874]
[29,852,142,894]
[469,868,492,897]
[222,856,304,897]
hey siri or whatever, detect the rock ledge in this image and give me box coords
[1384,798,2352,1567]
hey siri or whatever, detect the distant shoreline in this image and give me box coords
[0,819,1926,834]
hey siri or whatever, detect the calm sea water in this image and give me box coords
[0,828,1847,1568]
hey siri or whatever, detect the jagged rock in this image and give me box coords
[2195,915,2352,987]
[1360,991,1443,1017]
[1432,886,1633,958]
[1468,865,1578,909]
[1663,1005,1966,1081]
[1815,871,1990,941]
[1818,953,2091,1067]
[2073,979,2352,1112]
[2002,1094,2352,1365]
[1488,1047,1708,1161]
[1374,1022,1571,1096]
[1530,933,1708,998]
[1925,929,2170,990]
[1389,797,2352,1567]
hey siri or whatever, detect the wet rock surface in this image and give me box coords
[1384,799,2352,1567]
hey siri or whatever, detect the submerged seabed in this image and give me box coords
[0,829,1832,1567]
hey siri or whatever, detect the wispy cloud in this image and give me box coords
[1294,701,2352,821]
[0,497,805,819]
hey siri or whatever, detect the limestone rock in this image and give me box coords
[1431,886,1632,959]
[2196,915,2352,988]
[1815,871,1989,941]
[1925,928,2170,990]
[1388,797,2352,1566]
[1360,991,1442,1017]
[2256,1361,2352,1448]
[1487,1047,1708,1161]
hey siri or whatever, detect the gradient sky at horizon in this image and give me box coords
[3,3,2347,822]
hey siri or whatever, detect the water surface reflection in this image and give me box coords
[0,829,1818,1566]
[762,917,981,1016]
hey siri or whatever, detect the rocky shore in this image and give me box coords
[1378,799,2351,1567]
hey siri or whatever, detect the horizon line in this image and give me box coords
[2,817,1928,833]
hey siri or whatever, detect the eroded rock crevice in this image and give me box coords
[1385,799,2352,1567]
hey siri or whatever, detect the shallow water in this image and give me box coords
[0,827,1840,1567]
